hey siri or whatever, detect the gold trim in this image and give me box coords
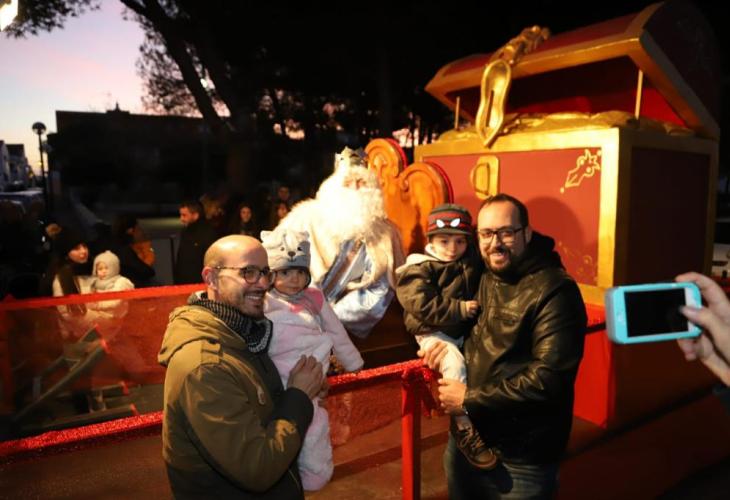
[634,69,644,118]
[454,96,461,129]
[470,156,500,200]
[415,127,717,290]
[557,240,598,285]
[365,138,404,182]
[424,2,717,138]
[475,60,512,147]
[633,33,719,138]
[579,284,606,306]
[626,2,663,34]
[561,149,602,193]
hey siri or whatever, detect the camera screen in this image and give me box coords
[625,289,688,337]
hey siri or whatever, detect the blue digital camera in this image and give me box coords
[605,282,702,344]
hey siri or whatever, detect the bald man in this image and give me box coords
[159,235,324,499]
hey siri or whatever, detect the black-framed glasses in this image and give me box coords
[214,265,272,284]
[477,226,524,244]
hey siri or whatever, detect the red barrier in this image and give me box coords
[0,357,439,499]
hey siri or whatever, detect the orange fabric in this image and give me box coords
[131,240,156,266]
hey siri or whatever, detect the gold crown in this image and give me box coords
[335,147,368,170]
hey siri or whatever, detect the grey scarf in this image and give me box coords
[189,292,272,353]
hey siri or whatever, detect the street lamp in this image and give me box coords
[32,121,49,210]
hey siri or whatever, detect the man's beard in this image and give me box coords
[483,244,518,276]
[317,176,387,240]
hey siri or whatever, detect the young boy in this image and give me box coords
[396,203,497,470]
[261,228,364,491]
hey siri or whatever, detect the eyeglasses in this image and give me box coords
[214,265,272,284]
[477,226,524,244]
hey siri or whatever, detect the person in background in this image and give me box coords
[268,201,290,230]
[675,272,730,411]
[44,227,96,339]
[174,200,217,284]
[87,250,136,351]
[110,214,156,287]
[231,202,260,238]
[201,193,229,238]
[159,235,324,497]
[49,227,93,299]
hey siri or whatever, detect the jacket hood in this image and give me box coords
[158,300,249,367]
[515,231,564,276]
[490,231,563,283]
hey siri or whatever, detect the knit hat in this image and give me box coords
[93,251,121,279]
[426,203,473,237]
[55,227,86,257]
[260,229,311,271]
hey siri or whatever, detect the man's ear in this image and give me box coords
[202,267,217,289]
[524,226,533,244]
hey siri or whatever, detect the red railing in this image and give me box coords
[0,357,439,499]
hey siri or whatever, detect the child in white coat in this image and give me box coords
[88,250,135,342]
[262,228,364,491]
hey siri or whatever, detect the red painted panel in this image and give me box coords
[426,148,602,286]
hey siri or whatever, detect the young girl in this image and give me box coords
[262,228,364,491]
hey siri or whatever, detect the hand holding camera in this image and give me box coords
[674,272,730,386]
[605,281,701,344]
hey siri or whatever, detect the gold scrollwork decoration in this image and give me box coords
[556,240,598,284]
[474,25,550,147]
[561,149,602,193]
[365,138,405,183]
[470,155,500,200]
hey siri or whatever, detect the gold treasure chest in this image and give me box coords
[365,2,728,495]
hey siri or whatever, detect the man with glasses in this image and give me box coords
[159,235,325,498]
[421,193,587,499]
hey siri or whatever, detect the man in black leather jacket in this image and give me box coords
[422,193,587,499]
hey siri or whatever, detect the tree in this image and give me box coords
[9,0,724,196]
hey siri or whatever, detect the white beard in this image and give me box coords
[316,173,387,241]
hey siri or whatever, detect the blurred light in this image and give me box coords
[0,0,18,31]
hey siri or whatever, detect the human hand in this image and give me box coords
[438,378,466,415]
[417,341,448,371]
[288,355,325,399]
[464,300,480,318]
[676,272,730,386]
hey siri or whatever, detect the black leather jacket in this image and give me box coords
[396,243,483,339]
[463,232,586,464]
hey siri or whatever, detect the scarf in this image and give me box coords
[189,292,272,353]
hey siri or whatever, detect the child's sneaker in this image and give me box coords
[453,423,498,470]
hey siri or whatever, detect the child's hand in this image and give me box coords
[464,300,480,318]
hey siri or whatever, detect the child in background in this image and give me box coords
[395,203,497,470]
[89,250,135,320]
[262,228,364,491]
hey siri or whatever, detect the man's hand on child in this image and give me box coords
[438,378,466,415]
[418,341,447,371]
[289,355,324,399]
[464,300,480,318]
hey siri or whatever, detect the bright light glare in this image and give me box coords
[0,0,19,31]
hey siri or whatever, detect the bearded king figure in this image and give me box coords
[278,147,404,338]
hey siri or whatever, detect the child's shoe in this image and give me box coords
[452,422,498,470]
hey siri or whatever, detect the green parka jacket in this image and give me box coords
[158,304,313,499]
